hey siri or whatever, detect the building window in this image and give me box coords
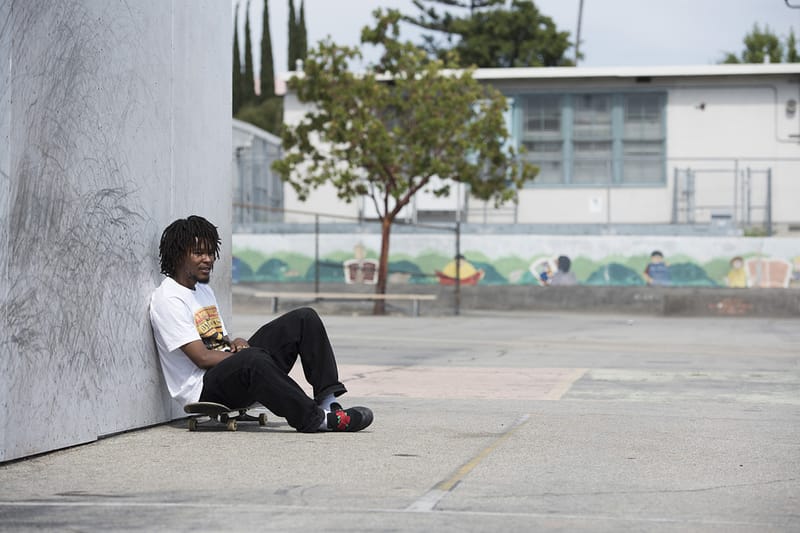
[520,94,562,184]
[622,93,665,184]
[517,92,665,186]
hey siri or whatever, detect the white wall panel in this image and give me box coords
[1,0,230,462]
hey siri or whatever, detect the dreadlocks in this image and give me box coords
[159,215,221,277]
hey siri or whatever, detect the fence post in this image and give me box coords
[314,215,320,295]
[671,167,678,224]
[766,168,773,236]
[455,221,461,316]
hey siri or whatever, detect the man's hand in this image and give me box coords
[228,337,250,353]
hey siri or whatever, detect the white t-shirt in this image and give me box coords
[149,277,229,406]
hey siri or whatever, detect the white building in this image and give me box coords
[280,64,800,234]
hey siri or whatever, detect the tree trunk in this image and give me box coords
[373,216,392,315]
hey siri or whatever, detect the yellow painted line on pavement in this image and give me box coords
[406,414,531,512]
[544,368,587,400]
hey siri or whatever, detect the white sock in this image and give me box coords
[317,393,337,412]
[319,409,330,431]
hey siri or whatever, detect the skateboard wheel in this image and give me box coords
[258,413,267,426]
[226,419,237,431]
[188,418,197,431]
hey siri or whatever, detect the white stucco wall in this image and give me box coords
[0,0,230,462]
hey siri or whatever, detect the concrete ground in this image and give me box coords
[1,308,799,531]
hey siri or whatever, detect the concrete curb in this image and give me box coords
[234,283,800,318]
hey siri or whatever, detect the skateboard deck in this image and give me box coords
[183,402,268,431]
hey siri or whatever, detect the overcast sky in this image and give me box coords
[233,0,800,75]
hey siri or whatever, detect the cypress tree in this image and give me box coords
[232,3,243,114]
[259,0,275,100]
[288,0,297,70]
[243,0,255,103]
[298,0,307,62]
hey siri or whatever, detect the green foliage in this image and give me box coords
[274,10,537,210]
[287,0,308,71]
[787,29,800,63]
[288,0,300,70]
[235,97,283,135]
[404,0,574,67]
[721,23,795,64]
[298,0,307,62]
[232,4,244,115]
[243,1,255,102]
[743,225,769,237]
[259,0,275,101]
[233,1,280,133]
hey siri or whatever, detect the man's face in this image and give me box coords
[179,241,216,286]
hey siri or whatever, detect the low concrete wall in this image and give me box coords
[1,0,230,462]
[234,283,800,318]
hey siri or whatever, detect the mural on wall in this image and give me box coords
[232,233,800,289]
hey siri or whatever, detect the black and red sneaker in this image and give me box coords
[326,404,373,432]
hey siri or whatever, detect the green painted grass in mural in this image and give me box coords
[232,247,797,288]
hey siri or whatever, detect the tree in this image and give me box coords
[298,0,308,62]
[273,10,538,314]
[232,3,244,114]
[235,0,282,134]
[243,0,255,101]
[404,0,574,67]
[288,0,307,70]
[786,29,799,62]
[259,0,275,100]
[288,0,298,70]
[722,23,787,64]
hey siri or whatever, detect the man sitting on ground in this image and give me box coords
[149,215,373,433]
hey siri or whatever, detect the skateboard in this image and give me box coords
[183,402,268,431]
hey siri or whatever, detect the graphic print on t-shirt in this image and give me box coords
[194,305,227,350]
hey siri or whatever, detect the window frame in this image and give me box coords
[513,90,667,188]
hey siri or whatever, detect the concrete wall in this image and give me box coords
[0,0,230,462]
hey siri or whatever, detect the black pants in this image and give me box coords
[199,307,347,432]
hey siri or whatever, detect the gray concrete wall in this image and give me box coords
[235,282,800,319]
[0,0,230,462]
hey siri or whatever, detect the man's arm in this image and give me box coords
[180,340,233,369]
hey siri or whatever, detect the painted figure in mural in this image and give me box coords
[726,256,748,288]
[643,250,671,286]
[549,255,578,286]
[538,262,553,285]
[149,216,373,433]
